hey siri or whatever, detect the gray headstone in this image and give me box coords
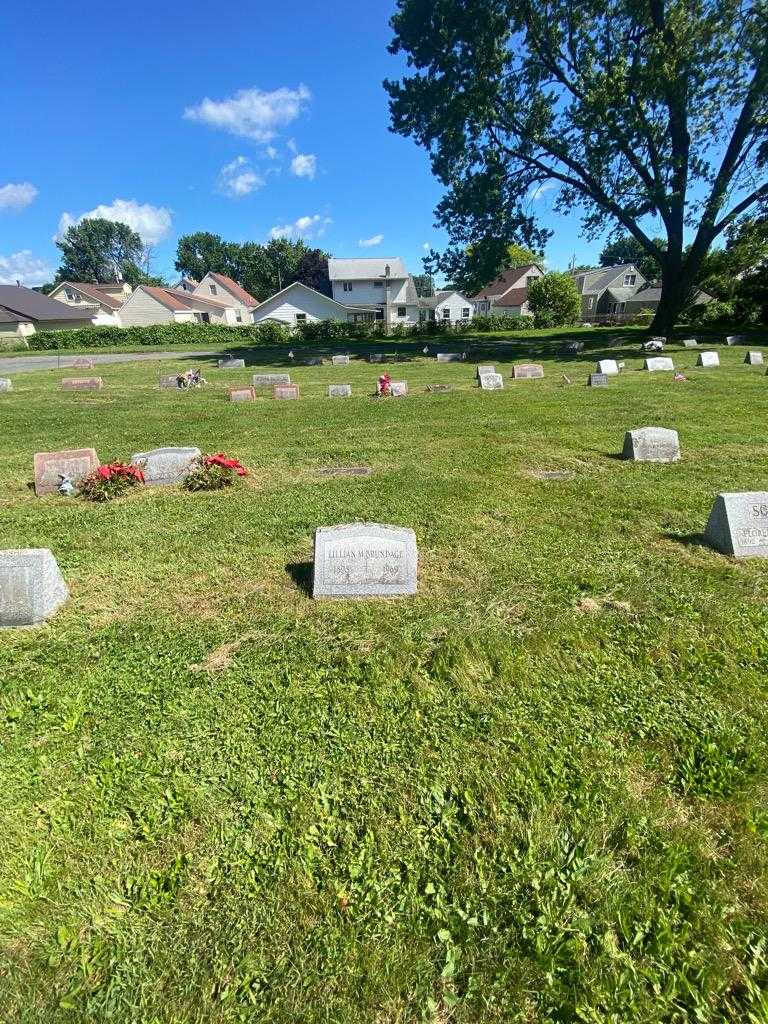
[512,363,545,379]
[274,384,299,400]
[0,549,69,627]
[597,359,620,375]
[475,364,496,378]
[644,357,675,372]
[436,353,462,362]
[229,386,255,402]
[725,335,744,346]
[218,358,246,369]
[745,351,764,365]
[622,427,680,463]
[34,448,99,496]
[159,374,181,389]
[130,446,201,485]
[696,351,720,367]
[332,355,350,365]
[588,372,609,387]
[368,354,387,364]
[390,381,408,397]
[252,373,291,387]
[0,378,12,392]
[312,523,417,598]
[479,372,504,390]
[328,384,352,398]
[61,377,103,391]
[681,338,699,348]
[73,356,95,369]
[302,356,324,366]
[705,492,768,558]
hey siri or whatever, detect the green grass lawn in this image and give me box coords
[1,337,767,1022]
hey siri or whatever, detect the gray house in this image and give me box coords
[572,264,645,321]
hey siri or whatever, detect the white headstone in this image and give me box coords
[390,381,408,397]
[0,378,12,392]
[622,427,680,463]
[0,549,69,627]
[696,351,720,367]
[725,335,744,346]
[312,523,417,598]
[332,355,350,365]
[131,446,201,486]
[644,357,675,372]
[218,358,246,369]
[475,364,496,378]
[597,359,620,375]
[705,493,768,558]
[479,372,504,390]
[745,351,764,365]
[681,339,699,348]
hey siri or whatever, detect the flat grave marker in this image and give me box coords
[597,359,620,375]
[34,447,99,496]
[696,351,720,367]
[314,466,372,478]
[253,373,291,388]
[328,384,352,398]
[61,377,103,391]
[436,353,462,362]
[312,523,417,598]
[218,358,246,369]
[131,446,201,486]
[0,378,12,393]
[745,351,764,365]
[0,549,69,627]
[426,384,452,393]
[512,363,545,380]
[159,374,181,389]
[479,372,504,390]
[644,356,675,372]
[274,384,299,400]
[622,427,680,463]
[588,372,609,387]
[229,386,256,402]
[705,492,768,558]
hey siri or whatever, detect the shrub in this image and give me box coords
[27,321,292,351]
[183,454,248,492]
[79,463,145,502]
[528,272,581,327]
[471,313,533,332]
[687,299,736,325]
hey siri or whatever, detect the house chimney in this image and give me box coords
[16,279,21,287]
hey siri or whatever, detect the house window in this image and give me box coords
[201,312,210,324]
[295,313,307,322]
[65,288,78,301]
[209,284,218,295]
[429,309,436,321]
[235,311,242,323]
[343,282,353,292]
[462,307,470,318]
[375,310,384,320]
[397,306,406,318]
[419,310,426,322]
[442,308,450,319]
[623,274,636,286]
[373,280,383,288]
[587,296,595,310]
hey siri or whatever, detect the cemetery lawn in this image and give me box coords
[2,338,768,1023]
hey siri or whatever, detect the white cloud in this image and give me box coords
[529,182,557,201]
[266,145,279,159]
[184,85,311,143]
[0,182,38,211]
[217,156,264,198]
[290,153,316,179]
[56,198,172,245]
[359,234,384,248]
[0,250,53,286]
[268,214,332,241]
[422,242,431,252]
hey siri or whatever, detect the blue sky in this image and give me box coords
[1,0,615,289]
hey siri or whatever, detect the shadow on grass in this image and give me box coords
[661,531,711,550]
[286,561,313,596]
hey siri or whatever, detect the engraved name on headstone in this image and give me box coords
[696,351,720,367]
[622,427,680,463]
[588,372,609,387]
[312,523,418,598]
[274,384,299,400]
[479,372,504,390]
[61,377,103,391]
[745,351,764,365]
[0,549,69,627]
[130,446,201,485]
[34,448,99,496]
[229,386,256,402]
[252,373,291,388]
[218,358,246,369]
[512,363,545,379]
[328,384,352,398]
[597,359,620,375]
[644,357,675,372]
[705,492,768,558]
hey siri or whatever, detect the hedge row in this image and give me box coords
[26,314,545,351]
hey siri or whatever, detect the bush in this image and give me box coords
[687,299,736,325]
[528,272,581,327]
[470,314,534,332]
[27,321,291,351]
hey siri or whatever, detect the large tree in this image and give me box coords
[386,0,768,334]
[55,218,145,284]
[175,232,239,283]
[426,240,544,295]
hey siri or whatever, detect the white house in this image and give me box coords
[251,281,378,325]
[418,290,474,323]
[471,263,544,315]
[328,258,420,324]
[118,285,246,327]
[48,280,132,326]
[192,272,259,324]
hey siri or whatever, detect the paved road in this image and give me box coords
[0,350,220,374]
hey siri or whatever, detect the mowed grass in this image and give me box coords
[1,338,768,1023]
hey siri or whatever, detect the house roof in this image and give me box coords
[252,280,379,314]
[0,307,26,323]
[138,286,233,313]
[328,258,409,281]
[576,264,639,294]
[55,281,123,310]
[471,264,542,301]
[491,287,529,308]
[0,285,95,322]
[418,289,470,309]
[204,272,259,307]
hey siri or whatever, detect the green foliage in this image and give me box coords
[412,273,435,297]
[27,321,291,351]
[78,464,144,502]
[55,217,145,285]
[425,237,546,297]
[528,272,581,327]
[600,235,666,280]
[182,463,237,492]
[687,299,737,325]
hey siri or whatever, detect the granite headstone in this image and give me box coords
[696,351,720,367]
[436,353,462,362]
[229,386,256,402]
[158,374,181,389]
[681,338,699,348]
[725,335,745,346]
[218,358,246,369]
[390,381,408,397]
[644,357,675,372]
[622,427,680,463]
[34,448,99,496]
[597,359,620,375]
[328,384,352,398]
[274,384,299,400]
[475,364,496,378]
[588,372,609,387]
[745,351,764,365]
[332,355,350,365]
[512,363,545,379]
[73,357,95,370]
[253,373,291,388]
[0,549,69,627]
[704,492,768,558]
[130,446,201,485]
[312,523,418,598]
[61,377,103,391]
[479,372,504,390]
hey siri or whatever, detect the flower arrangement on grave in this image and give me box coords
[376,373,392,397]
[79,462,145,502]
[176,369,207,389]
[183,453,248,491]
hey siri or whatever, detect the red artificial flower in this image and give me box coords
[203,453,248,475]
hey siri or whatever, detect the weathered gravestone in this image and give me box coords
[745,351,764,365]
[622,427,680,463]
[426,384,452,393]
[253,373,291,388]
[479,372,504,390]
[390,381,408,397]
[725,335,745,346]
[562,341,585,354]
[644,357,675,372]
[512,363,545,379]
[0,549,69,627]
[588,372,609,387]
[34,448,99,496]
[274,384,299,400]
[229,386,256,402]
[312,523,418,598]
[436,353,462,362]
[681,338,699,348]
[61,377,103,391]
[475,364,496,378]
[696,351,720,367]
[130,446,201,485]
[218,358,246,369]
[704,492,768,558]
[158,374,180,389]
[73,357,95,370]
[597,359,620,375]
[328,384,352,398]
[0,378,12,392]
[302,356,324,366]
[368,353,388,364]
[332,355,350,365]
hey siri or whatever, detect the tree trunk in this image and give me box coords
[650,277,690,337]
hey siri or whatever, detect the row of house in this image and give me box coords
[0,254,711,341]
